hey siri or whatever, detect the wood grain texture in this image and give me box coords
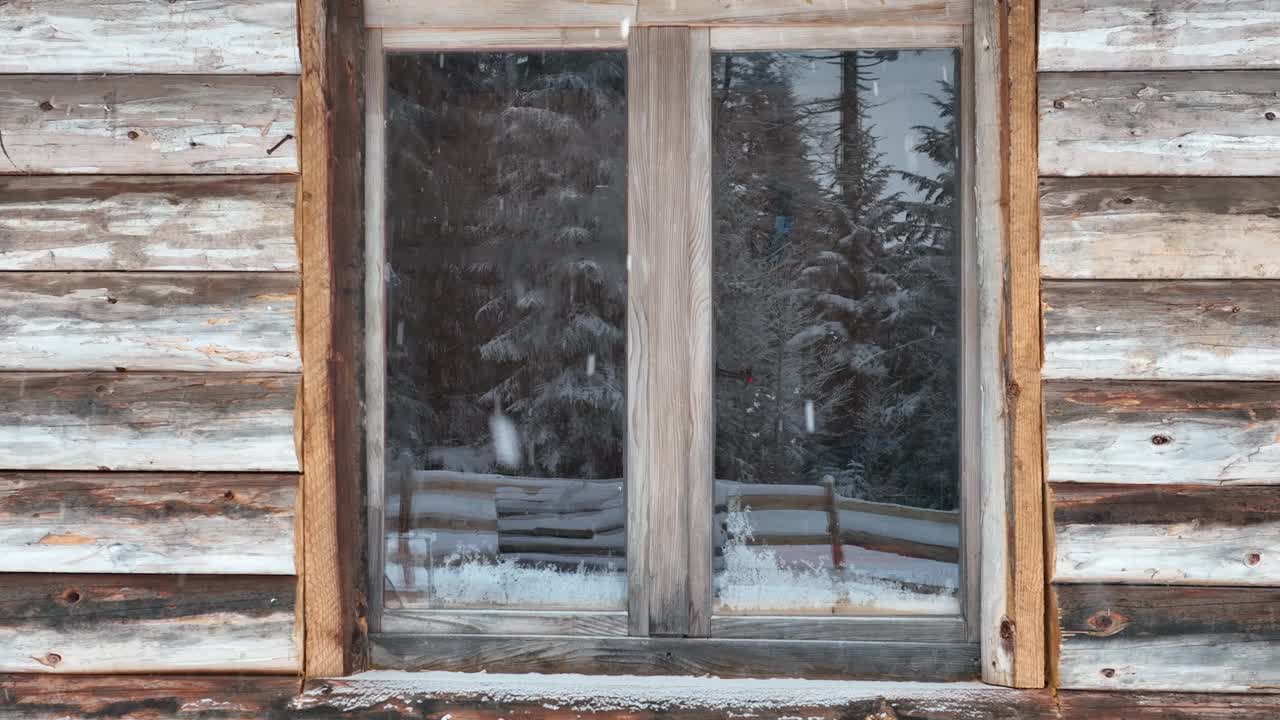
[382,27,627,50]
[1003,0,1047,690]
[0,272,299,372]
[1056,691,1280,719]
[0,75,296,175]
[0,176,297,272]
[0,0,300,74]
[1040,177,1280,279]
[1046,381,1280,485]
[1052,483,1280,585]
[1040,71,1280,177]
[371,634,979,681]
[1056,584,1280,692]
[299,0,366,676]
[365,28,388,632]
[1043,280,1280,380]
[381,610,628,636]
[709,25,963,49]
[0,472,296,575]
[709,616,969,643]
[1039,0,1280,71]
[0,574,297,673]
[366,0,637,27]
[636,0,972,25]
[626,26,713,639]
[0,372,299,472]
[0,675,301,720]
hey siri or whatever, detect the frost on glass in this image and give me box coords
[712,50,963,615]
[383,51,627,611]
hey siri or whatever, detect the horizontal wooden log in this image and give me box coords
[0,272,300,372]
[381,609,628,636]
[636,0,972,25]
[0,574,297,673]
[1057,691,1280,719]
[0,472,296,575]
[1046,381,1280,484]
[1039,72,1280,177]
[1040,177,1280,279]
[709,616,969,643]
[1043,280,1280,380]
[0,372,299,472]
[0,0,300,74]
[1039,0,1280,71]
[371,634,979,681]
[0,176,298,271]
[1052,483,1280,585]
[0,675,300,720]
[1057,584,1280,692]
[0,75,297,174]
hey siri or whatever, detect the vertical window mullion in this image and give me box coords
[626,25,715,638]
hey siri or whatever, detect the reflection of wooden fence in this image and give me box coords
[385,469,960,584]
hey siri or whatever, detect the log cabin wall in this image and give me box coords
[1039,0,1280,693]
[0,1,302,673]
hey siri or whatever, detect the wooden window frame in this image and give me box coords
[320,0,1044,686]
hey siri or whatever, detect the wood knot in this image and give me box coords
[1118,197,1134,205]
[999,618,1015,644]
[223,490,236,500]
[1100,668,1116,679]
[36,653,62,668]
[1005,382,1021,402]
[38,100,53,111]
[61,589,81,604]
[1151,434,1172,446]
[126,131,139,140]
[1246,552,1262,566]
[1267,111,1277,121]
[1087,610,1127,637]
[105,295,118,304]
[1052,99,1066,110]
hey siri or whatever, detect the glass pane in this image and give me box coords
[383,51,627,611]
[712,50,962,616]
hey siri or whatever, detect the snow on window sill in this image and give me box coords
[294,671,1018,714]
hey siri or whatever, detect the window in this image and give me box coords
[364,20,988,681]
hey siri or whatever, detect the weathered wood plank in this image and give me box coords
[0,0,300,74]
[0,272,299,372]
[709,25,963,49]
[381,610,628,636]
[0,176,298,271]
[0,472,296,575]
[371,634,979,681]
[1057,584,1280,692]
[0,675,300,720]
[1052,483,1280,585]
[1039,0,1280,71]
[627,26,714,638]
[1039,72,1280,177]
[0,574,297,673]
[382,27,628,50]
[1043,280,1280,380]
[0,75,296,174]
[366,0,637,27]
[1046,381,1280,485]
[709,616,969,643]
[636,0,972,25]
[1040,177,1280,279]
[1057,691,1280,718]
[0,372,299,472]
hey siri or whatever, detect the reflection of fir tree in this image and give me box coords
[386,52,627,479]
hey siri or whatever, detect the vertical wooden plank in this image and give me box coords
[1005,0,1047,690]
[299,0,366,677]
[364,28,388,633]
[627,26,713,638]
[973,0,1012,686]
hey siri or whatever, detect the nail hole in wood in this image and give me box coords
[1267,111,1277,121]
[1052,99,1065,109]
[1119,197,1133,205]
[1151,434,1172,446]
[1247,552,1262,566]
[126,131,139,140]
[63,589,81,604]
[223,490,235,500]
[106,296,117,304]
[38,101,53,111]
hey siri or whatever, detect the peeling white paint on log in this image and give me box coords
[0,273,300,372]
[0,472,296,575]
[0,176,297,272]
[1043,281,1280,380]
[1040,177,1280,280]
[1040,0,1280,71]
[0,0,300,74]
[1039,72,1280,177]
[1045,382,1280,485]
[0,373,299,472]
[1059,633,1280,693]
[0,75,297,175]
[1055,522,1280,585]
